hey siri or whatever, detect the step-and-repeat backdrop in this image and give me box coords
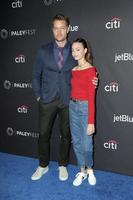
[0,0,133,176]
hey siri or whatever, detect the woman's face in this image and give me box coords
[72,42,87,61]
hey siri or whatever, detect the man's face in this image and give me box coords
[52,20,70,42]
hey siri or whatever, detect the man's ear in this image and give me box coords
[67,25,71,33]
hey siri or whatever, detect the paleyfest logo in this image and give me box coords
[105,17,121,29]
[4,80,12,90]
[0,28,36,39]
[43,0,64,6]
[6,127,14,136]
[6,127,39,138]
[3,80,32,90]
[0,29,8,39]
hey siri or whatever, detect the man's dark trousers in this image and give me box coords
[38,98,70,167]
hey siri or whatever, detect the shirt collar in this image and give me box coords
[54,40,71,50]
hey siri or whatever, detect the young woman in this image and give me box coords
[69,38,97,186]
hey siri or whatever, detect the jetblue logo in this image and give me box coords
[114,53,133,63]
[113,114,133,123]
[70,25,79,32]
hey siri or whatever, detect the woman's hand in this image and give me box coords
[87,124,95,135]
[92,72,99,88]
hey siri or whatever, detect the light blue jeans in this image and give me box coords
[69,100,93,168]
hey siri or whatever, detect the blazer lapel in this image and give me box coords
[48,43,59,70]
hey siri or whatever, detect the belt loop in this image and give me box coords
[70,97,78,102]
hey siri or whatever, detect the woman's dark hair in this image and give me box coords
[73,38,93,64]
[52,14,70,27]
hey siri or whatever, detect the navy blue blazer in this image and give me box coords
[32,41,76,105]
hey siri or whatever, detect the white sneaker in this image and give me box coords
[87,169,96,185]
[73,172,87,186]
[59,166,68,181]
[31,166,49,180]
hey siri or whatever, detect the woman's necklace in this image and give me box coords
[77,61,88,69]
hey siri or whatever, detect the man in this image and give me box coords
[31,14,97,181]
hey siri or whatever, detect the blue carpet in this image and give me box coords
[0,152,133,200]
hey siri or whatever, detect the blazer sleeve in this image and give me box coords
[32,48,43,99]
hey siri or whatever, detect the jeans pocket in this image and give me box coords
[79,101,88,115]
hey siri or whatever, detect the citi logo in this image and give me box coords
[104,81,119,92]
[17,105,28,113]
[113,114,133,123]
[12,0,23,8]
[104,140,118,150]
[15,54,25,63]
[105,17,121,29]
[43,0,64,6]
[114,53,133,63]
[70,25,79,32]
